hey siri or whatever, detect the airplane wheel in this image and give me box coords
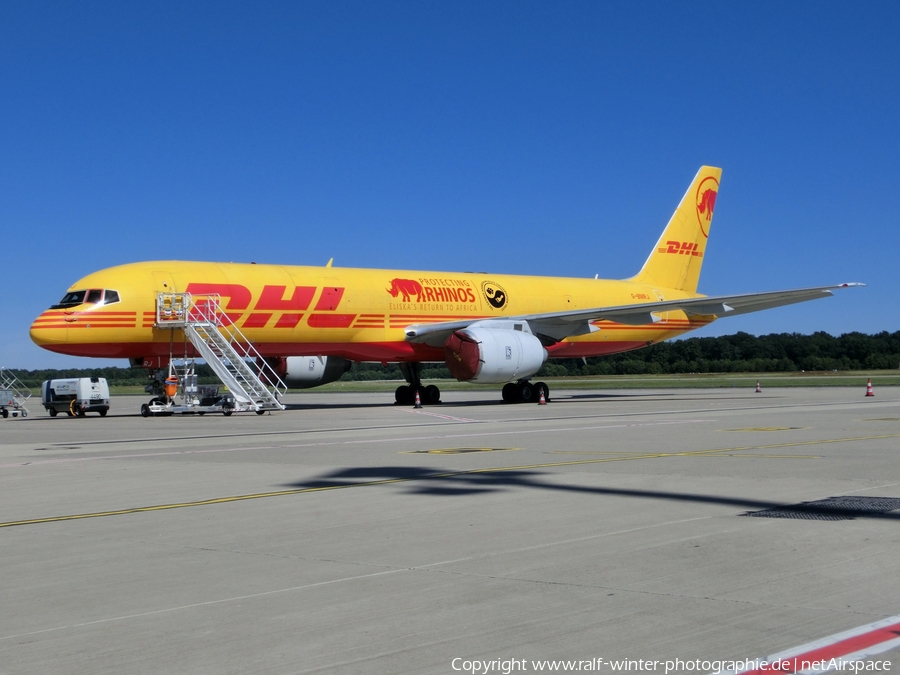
[517,381,534,403]
[533,381,549,403]
[140,403,151,418]
[501,383,517,403]
[49,409,58,417]
[424,384,441,405]
[395,385,411,405]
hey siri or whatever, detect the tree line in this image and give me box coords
[9,331,899,387]
[346,330,900,379]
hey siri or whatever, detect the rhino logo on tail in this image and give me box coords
[694,176,719,238]
[386,278,423,302]
[697,188,716,221]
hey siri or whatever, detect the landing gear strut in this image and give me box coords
[395,363,441,405]
[502,380,549,404]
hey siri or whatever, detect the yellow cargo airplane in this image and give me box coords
[30,166,861,405]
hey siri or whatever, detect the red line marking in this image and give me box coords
[727,616,900,675]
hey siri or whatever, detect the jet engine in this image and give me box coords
[261,356,352,389]
[444,327,547,384]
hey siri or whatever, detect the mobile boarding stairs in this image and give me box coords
[145,293,287,416]
[0,368,31,418]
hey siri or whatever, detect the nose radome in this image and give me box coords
[30,312,68,347]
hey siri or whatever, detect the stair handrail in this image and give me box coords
[156,292,287,400]
[0,368,32,403]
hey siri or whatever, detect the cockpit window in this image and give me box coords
[50,289,120,309]
[52,291,87,309]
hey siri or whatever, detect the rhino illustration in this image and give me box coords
[697,188,717,221]
[387,278,423,302]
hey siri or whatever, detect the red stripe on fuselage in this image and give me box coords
[39,338,658,362]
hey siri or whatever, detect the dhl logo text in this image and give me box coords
[657,241,703,257]
[173,283,356,330]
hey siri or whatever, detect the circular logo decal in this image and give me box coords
[481,281,508,310]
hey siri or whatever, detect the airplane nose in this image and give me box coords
[30,311,68,348]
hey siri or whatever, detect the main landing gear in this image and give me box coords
[502,380,549,404]
[395,383,441,406]
[394,363,549,405]
[395,362,441,405]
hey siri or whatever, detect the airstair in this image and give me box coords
[155,293,286,413]
[0,367,32,418]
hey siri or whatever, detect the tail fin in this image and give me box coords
[629,166,722,293]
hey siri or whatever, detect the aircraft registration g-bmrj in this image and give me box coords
[31,166,861,407]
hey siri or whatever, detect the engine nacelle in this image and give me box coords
[262,356,352,389]
[444,327,547,383]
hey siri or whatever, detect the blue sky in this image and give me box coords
[2,1,897,369]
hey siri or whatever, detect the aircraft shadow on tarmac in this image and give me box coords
[279,393,685,411]
[281,466,900,521]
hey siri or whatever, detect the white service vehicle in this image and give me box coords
[42,377,110,417]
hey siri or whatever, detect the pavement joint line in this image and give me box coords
[2,432,899,529]
[30,396,890,449]
[3,512,883,643]
[0,514,714,641]
[0,567,406,643]
[1,419,714,470]
[398,408,480,422]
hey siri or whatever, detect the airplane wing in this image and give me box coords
[404,283,865,347]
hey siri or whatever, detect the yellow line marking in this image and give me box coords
[688,454,820,459]
[550,451,818,459]
[721,427,809,432]
[3,432,899,529]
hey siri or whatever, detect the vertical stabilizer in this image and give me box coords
[629,166,721,293]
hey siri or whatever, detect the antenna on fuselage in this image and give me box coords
[326,258,333,268]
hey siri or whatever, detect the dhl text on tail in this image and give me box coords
[30,167,862,404]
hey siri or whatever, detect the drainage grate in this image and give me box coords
[741,496,900,521]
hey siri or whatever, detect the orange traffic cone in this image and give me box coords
[865,379,874,397]
[755,381,761,393]
[538,388,547,405]
[414,389,423,408]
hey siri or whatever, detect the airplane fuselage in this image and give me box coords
[30,260,709,366]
